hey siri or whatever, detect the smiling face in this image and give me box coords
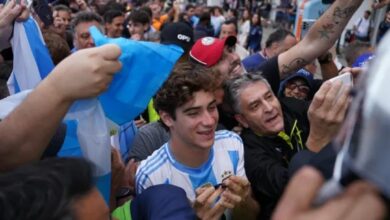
[74,21,102,49]
[160,90,219,151]
[105,15,125,38]
[215,46,244,79]
[219,23,237,39]
[284,78,310,100]
[128,21,148,38]
[235,81,284,135]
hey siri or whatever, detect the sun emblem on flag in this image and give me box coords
[221,170,232,180]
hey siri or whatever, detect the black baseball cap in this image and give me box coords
[160,22,194,53]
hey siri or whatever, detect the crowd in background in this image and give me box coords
[0,0,390,219]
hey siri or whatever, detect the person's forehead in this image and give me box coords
[57,10,71,17]
[179,90,215,110]
[221,23,236,31]
[76,21,101,33]
[282,35,297,47]
[114,15,124,20]
[112,16,125,23]
[288,78,307,85]
[129,21,143,26]
[240,81,270,103]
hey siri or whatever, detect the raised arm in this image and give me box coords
[278,0,363,79]
[0,45,121,171]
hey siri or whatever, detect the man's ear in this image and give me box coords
[234,114,249,128]
[159,111,174,128]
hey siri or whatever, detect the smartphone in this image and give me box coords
[329,72,353,99]
[214,183,227,189]
[32,0,53,27]
[329,72,353,86]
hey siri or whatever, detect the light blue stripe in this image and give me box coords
[167,143,215,175]
[188,166,217,190]
[139,152,168,184]
[228,151,239,175]
[23,18,54,79]
[215,130,231,136]
[215,134,243,143]
[136,144,167,180]
[13,75,21,93]
[137,154,168,194]
[136,145,167,192]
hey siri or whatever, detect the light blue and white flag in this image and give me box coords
[4,17,112,202]
[2,20,183,204]
[7,17,53,94]
[90,26,184,125]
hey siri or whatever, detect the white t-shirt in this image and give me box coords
[135,130,247,202]
[238,20,250,47]
[235,44,250,60]
[355,17,371,38]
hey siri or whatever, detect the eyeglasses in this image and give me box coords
[285,82,310,94]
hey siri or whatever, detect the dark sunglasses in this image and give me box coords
[286,82,310,94]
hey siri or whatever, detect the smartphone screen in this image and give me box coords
[329,72,353,86]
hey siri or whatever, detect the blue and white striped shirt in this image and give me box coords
[135,130,246,201]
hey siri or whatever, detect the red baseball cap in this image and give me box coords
[189,36,237,67]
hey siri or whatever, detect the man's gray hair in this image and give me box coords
[224,73,272,113]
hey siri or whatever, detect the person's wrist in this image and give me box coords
[318,52,333,64]
[306,134,327,152]
[41,72,73,104]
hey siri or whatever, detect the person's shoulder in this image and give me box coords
[137,143,170,172]
[138,122,167,134]
[215,130,241,140]
[214,130,243,147]
[242,53,265,69]
[240,128,260,144]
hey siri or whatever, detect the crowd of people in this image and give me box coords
[0,0,390,219]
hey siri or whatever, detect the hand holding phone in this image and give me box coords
[329,72,353,86]
[328,72,353,100]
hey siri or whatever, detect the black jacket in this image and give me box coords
[241,97,310,219]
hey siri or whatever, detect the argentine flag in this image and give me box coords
[7,17,54,93]
[4,17,112,202]
[2,19,184,203]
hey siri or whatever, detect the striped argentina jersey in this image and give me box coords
[135,130,246,202]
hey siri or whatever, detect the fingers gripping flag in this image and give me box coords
[2,20,183,203]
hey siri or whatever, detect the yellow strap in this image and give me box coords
[147,99,160,122]
[278,131,293,150]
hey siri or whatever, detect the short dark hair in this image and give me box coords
[140,6,153,18]
[265,28,295,48]
[103,10,124,24]
[0,158,94,220]
[343,41,371,66]
[128,9,150,25]
[154,62,220,120]
[99,1,125,15]
[53,4,71,13]
[185,4,195,11]
[222,19,238,34]
[71,11,103,33]
[228,8,238,18]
